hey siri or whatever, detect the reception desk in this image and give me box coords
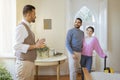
[35,54,67,80]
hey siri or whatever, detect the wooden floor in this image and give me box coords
[34,73,82,80]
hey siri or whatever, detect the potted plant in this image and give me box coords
[37,46,49,58]
[0,64,13,80]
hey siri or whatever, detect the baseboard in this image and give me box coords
[35,75,69,77]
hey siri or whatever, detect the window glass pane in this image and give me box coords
[0,0,16,54]
[75,6,95,34]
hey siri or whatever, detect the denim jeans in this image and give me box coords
[80,55,92,80]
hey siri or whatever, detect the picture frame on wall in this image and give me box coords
[44,19,52,30]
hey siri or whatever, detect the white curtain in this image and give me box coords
[0,0,16,54]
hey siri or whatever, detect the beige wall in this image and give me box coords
[16,0,38,32]
[35,0,66,51]
[34,0,68,75]
[108,0,120,72]
[16,0,37,24]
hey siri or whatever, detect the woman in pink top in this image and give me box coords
[80,26,107,80]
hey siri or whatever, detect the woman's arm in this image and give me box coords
[94,37,106,58]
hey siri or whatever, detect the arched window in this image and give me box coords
[75,6,96,36]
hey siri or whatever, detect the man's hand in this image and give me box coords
[105,56,107,59]
[72,53,78,60]
[35,38,45,48]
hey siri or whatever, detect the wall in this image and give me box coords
[108,0,120,72]
[16,0,37,32]
[34,0,68,75]
[35,0,66,51]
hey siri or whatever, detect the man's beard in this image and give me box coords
[75,26,80,29]
[32,19,35,23]
[74,24,80,28]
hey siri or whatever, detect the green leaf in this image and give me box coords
[37,46,49,52]
[0,64,13,80]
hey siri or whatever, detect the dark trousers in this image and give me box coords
[80,55,92,80]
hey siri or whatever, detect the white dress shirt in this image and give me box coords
[13,19,32,53]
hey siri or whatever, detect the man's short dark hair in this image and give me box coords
[76,18,82,23]
[23,5,35,16]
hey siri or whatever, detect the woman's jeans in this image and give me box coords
[80,55,92,80]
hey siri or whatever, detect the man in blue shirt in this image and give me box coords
[66,18,84,80]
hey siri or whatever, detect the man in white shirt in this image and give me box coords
[14,5,45,80]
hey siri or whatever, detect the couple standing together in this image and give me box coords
[66,18,106,80]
